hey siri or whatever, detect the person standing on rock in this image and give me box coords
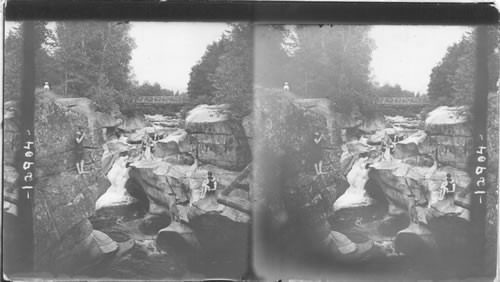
[311,132,325,175]
[75,127,87,174]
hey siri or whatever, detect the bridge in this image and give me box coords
[375,96,430,107]
[132,95,190,105]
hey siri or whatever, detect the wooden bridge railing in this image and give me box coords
[133,95,190,105]
[375,96,430,106]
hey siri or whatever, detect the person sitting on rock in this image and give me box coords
[439,173,456,200]
[201,171,217,199]
[75,127,87,174]
[312,132,325,175]
[43,81,50,90]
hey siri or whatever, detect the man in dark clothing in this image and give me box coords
[75,127,87,174]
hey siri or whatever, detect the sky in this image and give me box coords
[369,25,470,94]
[129,22,230,92]
[130,23,469,94]
[5,22,470,94]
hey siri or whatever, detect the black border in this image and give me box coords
[5,1,499,24]
[3,0,499,279]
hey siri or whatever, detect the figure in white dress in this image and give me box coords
[43,82,50,90]
[283,82,290,91]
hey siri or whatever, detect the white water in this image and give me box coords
[96,156,137,210]
[333,157,374,211]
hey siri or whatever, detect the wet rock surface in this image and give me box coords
[254,90,485,279]
[33,97,114,273]
[86,113,252,278]
[185,104,252,170]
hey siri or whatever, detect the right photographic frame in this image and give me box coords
[252,24,498,280]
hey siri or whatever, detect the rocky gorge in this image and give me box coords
[4,93,253,279]
[3,88,497,279]
[253,88,497,279]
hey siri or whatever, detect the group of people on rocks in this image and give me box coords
[310,127,456,201]
[74,126,218,203]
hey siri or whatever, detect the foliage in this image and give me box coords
[427,27,498,106]
[372,83,416,98]
[4,22,57,101]
[53,22,136,112]
[284,25,375,115]
[187,37,228,104]
[254,25,290,88]
[134,82,175,97]
[212,23,254,120]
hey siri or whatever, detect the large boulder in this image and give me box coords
[118,112,150,132]
[185,104,251,170]
[242,114,254,154]
[420,106,473,169]
[153,129,190,159]
[3,101,25,275]
[359,113,387,133]
[127,160,247,223]
[255,89,343,177]
[4,105,21,166]
[36,97,105,176]
[33,97,112,273]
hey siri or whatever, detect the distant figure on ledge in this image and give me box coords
[283,82,290,91]
[201,171,217,199]
[75,127,87,174]
[312,132,325,175]
[43,82,50,90]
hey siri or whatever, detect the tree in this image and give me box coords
[53,22,136,112]
[285,25,375,114]
[4,22,56,101]
[134,82,175,97]
[212,23,254,119]
[427,36,471,104]
[427,27,498,106]
[373,84,415,98]
[187,37,228,104]
[254,25,291,88]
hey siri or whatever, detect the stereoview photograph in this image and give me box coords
[3,22,499,281]
[252,24,498,280]
[4,21,252,280]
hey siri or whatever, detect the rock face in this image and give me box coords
[127,160,247,221]
[153,129,191,159]
[4,102,21,167]
[3,101,26,275]
[33,97,113,273]
[242,114,254,154]
[420,106,473,169]
[255,90,343,177]
[3,102,21,199]
[118,112,150,132]
[359,113,387,133]
[185,104,251,170]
